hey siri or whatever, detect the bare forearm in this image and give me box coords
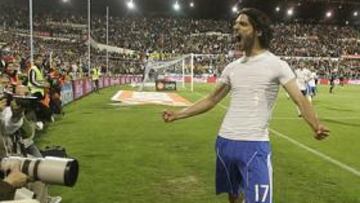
[284,80,329,139]
[296,97,319,131]
[176,98,216,120]
[163,83,230,123]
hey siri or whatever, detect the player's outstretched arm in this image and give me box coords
[163,83,230,123]
[283,79,330,140]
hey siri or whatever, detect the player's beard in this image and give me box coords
[239,32,256,56]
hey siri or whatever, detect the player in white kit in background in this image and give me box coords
[294,62,312,116]
[162,8,330,203]
[308,68,318,98]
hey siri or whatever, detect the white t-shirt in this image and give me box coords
[295,68,311,90]
[308,72,317,87]
[218,51,295,141]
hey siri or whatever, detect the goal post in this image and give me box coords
[139,54,194,92]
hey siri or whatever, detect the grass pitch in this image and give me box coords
[37,84,360,203]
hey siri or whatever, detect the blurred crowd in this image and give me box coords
[0,4,359,79]
[284,57,360,79]
[272,23,359,57]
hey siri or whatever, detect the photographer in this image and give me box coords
[8,85,43,158]
[0,84,25,157]
[0,78,62,203]
[0,70,27,189]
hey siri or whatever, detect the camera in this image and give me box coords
[0,88,36,110]
[1,156,79,187]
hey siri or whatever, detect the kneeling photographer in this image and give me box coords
[0,75,40,201]
[0,74,77,203]
[0,76,42,158]
[0,83,31,201]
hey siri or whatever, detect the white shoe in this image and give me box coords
[36,121,44,130]
[48,196,62,203]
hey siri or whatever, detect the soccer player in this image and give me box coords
[294,61,311,98]
[294,62,312,116]
[308,68,318,98]
[162,8,329,203]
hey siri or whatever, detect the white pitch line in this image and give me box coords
[193,91,360,177]
[272,117,360,120]
[270,129,360,177]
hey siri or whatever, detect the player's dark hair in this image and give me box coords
[238,8,273,49]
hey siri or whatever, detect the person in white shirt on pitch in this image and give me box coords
[294,63,312,116]
[163,8,329,203]
[308,68,318,98]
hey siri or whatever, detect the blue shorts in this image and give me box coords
[215,136,273,203]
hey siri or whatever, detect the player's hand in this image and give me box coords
[314,124,330,140]
[162,110,177,123]
[4,168,28,188]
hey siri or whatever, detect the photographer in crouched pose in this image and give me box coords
[0,84,30,201]
[0,73,61,203]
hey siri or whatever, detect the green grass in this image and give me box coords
[37,84,360,203]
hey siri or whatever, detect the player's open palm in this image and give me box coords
[314,124,330,140]
[162,110,177,123]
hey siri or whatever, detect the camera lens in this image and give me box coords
[64,159,79,187]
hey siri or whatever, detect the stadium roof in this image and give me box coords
[1,0,359,24]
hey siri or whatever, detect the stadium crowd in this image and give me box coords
[3,5,359,56]
[1,3,360,74]
[1,11,359,77]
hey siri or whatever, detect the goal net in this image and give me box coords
[139,54,194,92]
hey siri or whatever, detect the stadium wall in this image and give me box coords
[60,75,143,106]
[319,79,360,85]
[59,75,359,105]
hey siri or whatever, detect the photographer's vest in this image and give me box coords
[27,65,45,96]
[92,68,100,81]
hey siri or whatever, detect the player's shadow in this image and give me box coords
[322,118,360,128]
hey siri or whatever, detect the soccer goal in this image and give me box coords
[139,54,194,92]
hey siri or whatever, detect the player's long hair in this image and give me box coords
[238,8,273,49]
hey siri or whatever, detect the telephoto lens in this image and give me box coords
[1,156,79,187]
